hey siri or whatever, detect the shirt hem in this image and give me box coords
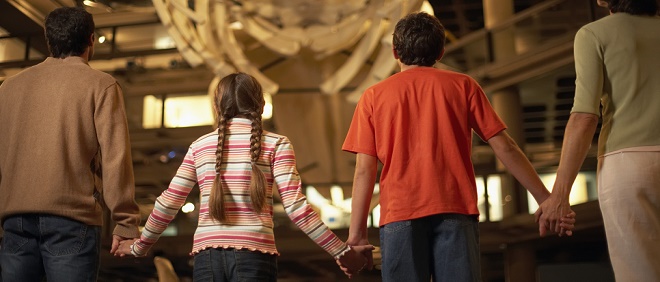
[190,244,280,257]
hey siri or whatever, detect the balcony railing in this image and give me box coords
[441,0,607,77]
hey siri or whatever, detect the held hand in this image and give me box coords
[558,210,576,237]
[114,238,138,257]
[536,209,576,237]
[535,192,571,237]
[345,238,373,271]
[110,235,130,255]
[336,245,375,278]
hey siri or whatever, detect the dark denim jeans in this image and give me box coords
[193,248,277,282]
[0,214,101,282]
[380,213,481,282]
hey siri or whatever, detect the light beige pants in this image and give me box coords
[598,146,660,282]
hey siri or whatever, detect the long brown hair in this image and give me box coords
[209,73,267,222]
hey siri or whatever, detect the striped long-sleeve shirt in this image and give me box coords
[133,118,349,259]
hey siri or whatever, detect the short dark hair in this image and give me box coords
[605,0,658,16]
[45,7,95,58]
[393,12,446,67]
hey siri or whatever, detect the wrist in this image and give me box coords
[347,230,367,244]
[551,187,571,201]
[534,189,551,204]
[130,240,141,257]
[334,244,352,260]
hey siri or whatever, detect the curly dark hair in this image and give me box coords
[603,0,659,16]
[45,7,95,58]
[392,12,446,67]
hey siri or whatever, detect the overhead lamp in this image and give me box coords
[98,35,106,43]
[82,0,112,12]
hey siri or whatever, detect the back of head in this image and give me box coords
[45,7,95,58]
[604,0,659,16]
[214,73,265,120]
[393,12,446,67]
[210,72,267,223]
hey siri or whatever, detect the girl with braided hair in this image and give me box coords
[116,72,372,281]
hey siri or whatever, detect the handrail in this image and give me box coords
[444,0,569,54]
[444,29,488,53]
[442,0,600,76]
[489,0,567,31]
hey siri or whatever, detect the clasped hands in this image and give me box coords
[111,235,375,279]
[110,235,140,257]
[535,193,576,237]
[336,240,374,279]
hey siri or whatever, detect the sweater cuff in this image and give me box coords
[333,244,352,260]
[133,239,151,257]
[113,224,140,239]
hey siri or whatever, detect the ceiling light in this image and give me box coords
[98,35,106,43]
[82,0,112,12]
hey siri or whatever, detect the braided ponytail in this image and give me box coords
[248,111,267,213]
[210,72,267,220]
[209,116,228,222]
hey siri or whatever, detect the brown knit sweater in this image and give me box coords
[0,56,140,238]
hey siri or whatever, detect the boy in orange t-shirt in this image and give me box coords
[342,12,575,281]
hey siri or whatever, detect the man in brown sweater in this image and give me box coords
[0,7,140,281]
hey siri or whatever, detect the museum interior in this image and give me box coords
[0,0,616,281]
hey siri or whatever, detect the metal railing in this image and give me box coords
[441,0,606,74]
[0,20,177,70]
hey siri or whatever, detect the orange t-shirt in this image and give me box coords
[342,67,506,226]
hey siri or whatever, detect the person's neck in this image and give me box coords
[75,46,91,64]
[79,51,90,64]
[399,63,425,72]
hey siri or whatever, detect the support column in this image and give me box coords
[483,0,530,218]
[483,0,516,61]
[483,1,535,281]
[492,88,529,217]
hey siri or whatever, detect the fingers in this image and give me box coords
[110,235,121,254]
[112,239,137,257]
[539,219,548,237]
[111,240,118,254]
[565,210,576,218]
[338,249,370,278]
[534,209,542,223]
[559,222,575,236]
[559,209,576,237]
[560,216,576,224]
[365,252,374,270]
[352,244,375,254]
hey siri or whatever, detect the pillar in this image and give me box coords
[483,1,535,281]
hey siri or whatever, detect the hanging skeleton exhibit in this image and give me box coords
[151,0,427,102]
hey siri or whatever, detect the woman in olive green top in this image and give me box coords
[538,0,660,281]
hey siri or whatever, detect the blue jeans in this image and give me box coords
[380,213,481,282]
[0,214,101,282]
[193,248,277,282]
